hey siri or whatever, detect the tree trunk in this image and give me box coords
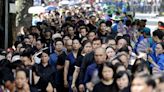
[0,0,5,48]
[15,0,33,29]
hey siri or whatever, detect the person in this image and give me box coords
[152,42,164,73]
[33,49,56,92]
[115,71,131,92]
[78,38,102,92]
[15,69,38,92]
[52,38,67,92]
[156,74,164,92]
[64,38,81,92]
[131,74,156,92]
[92,62,116,92]
[84,47,107,92]
[106,46,116,60]
[71,40,92,92]
[87,31,97,42]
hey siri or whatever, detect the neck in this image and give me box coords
[16,88,24,92]
[55,50,63,55]
[102,79,113,85]
[42,62,48,67]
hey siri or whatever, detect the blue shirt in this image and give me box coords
[49,52,58,66]
[84,63,98,83]
[157,54,164,70]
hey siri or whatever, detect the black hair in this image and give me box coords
[16,68,29,78]
[92,37,102,44]
[105,36,115,43]
[153,29,164,40]
[131,58,150,74]
[115,71,131,85]
[54,38,64,45]
[98,62,115,79]
[117,46,129,54]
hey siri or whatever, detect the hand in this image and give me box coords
[152,67,160,74]
[78,84,85,92]
[86,82,94,92]
[71,84,77,92]
[46,82,53,92]
[64,80,69,88]
[23,82,30,92]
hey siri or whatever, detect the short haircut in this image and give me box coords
[153,29,164,40]
[98,62,115,79]
[16,68,28,78]
[92,37,102,44]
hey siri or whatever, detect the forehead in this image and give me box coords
[16,71,26,78]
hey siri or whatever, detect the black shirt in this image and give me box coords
[79,51,95,84]
[33,63,56,92]
[93,82,116,92]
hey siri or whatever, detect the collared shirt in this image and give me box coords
[34,63,56,92]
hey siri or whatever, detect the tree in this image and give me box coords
[15,0,33,28]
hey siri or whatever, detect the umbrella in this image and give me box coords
[28,6,45,14]
[58,0,69,6]
[45,6,58,12]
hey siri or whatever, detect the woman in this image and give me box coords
[115,71,131,92]
[71,40,92,92]
[64,39,81,91]
[152,42,164,73]
[92,62,116,92]
[106,46,116,60]
[33,49,56,92]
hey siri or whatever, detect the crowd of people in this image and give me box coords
[0,3,164,92]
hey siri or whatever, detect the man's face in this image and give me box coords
[55,41,63,52]
[88,32,96,41]
[117,39,127,50]
[20,56,31,66]
[94,49,106,64]
[157,83,164,92]
[131,77,150,92]
[92,40,101,50]
[15,71,27,89]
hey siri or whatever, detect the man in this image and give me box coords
[15,69,38,92]
[131,74,156,92]
[84,47,107,91]
[78,38,102,92]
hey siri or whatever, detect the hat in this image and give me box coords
[111,16,121,21]
[142,27,151,35]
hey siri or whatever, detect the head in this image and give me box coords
[67,26,75,36]
[115,63,126,73]
[82,40,92,54]
[36,39,44,50]
[15,69,28,90]
[65,39,73,53]
[106,37,116,50]
[94,47,106,65]
[98,62,115,81]
[92,38,102,50]
[54,38,64,52]
[106,46,116,59]
[87,31,96,41]
[153,29,164,43]
[156,75,164,92]
[72,39,81,51]
[155,42,164,55]
[131,74,156,92]
[40,49,50,64]
[79,26,88,37]
[117,38,128,50]
[115,71,130,90]
[99,21,107,33]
